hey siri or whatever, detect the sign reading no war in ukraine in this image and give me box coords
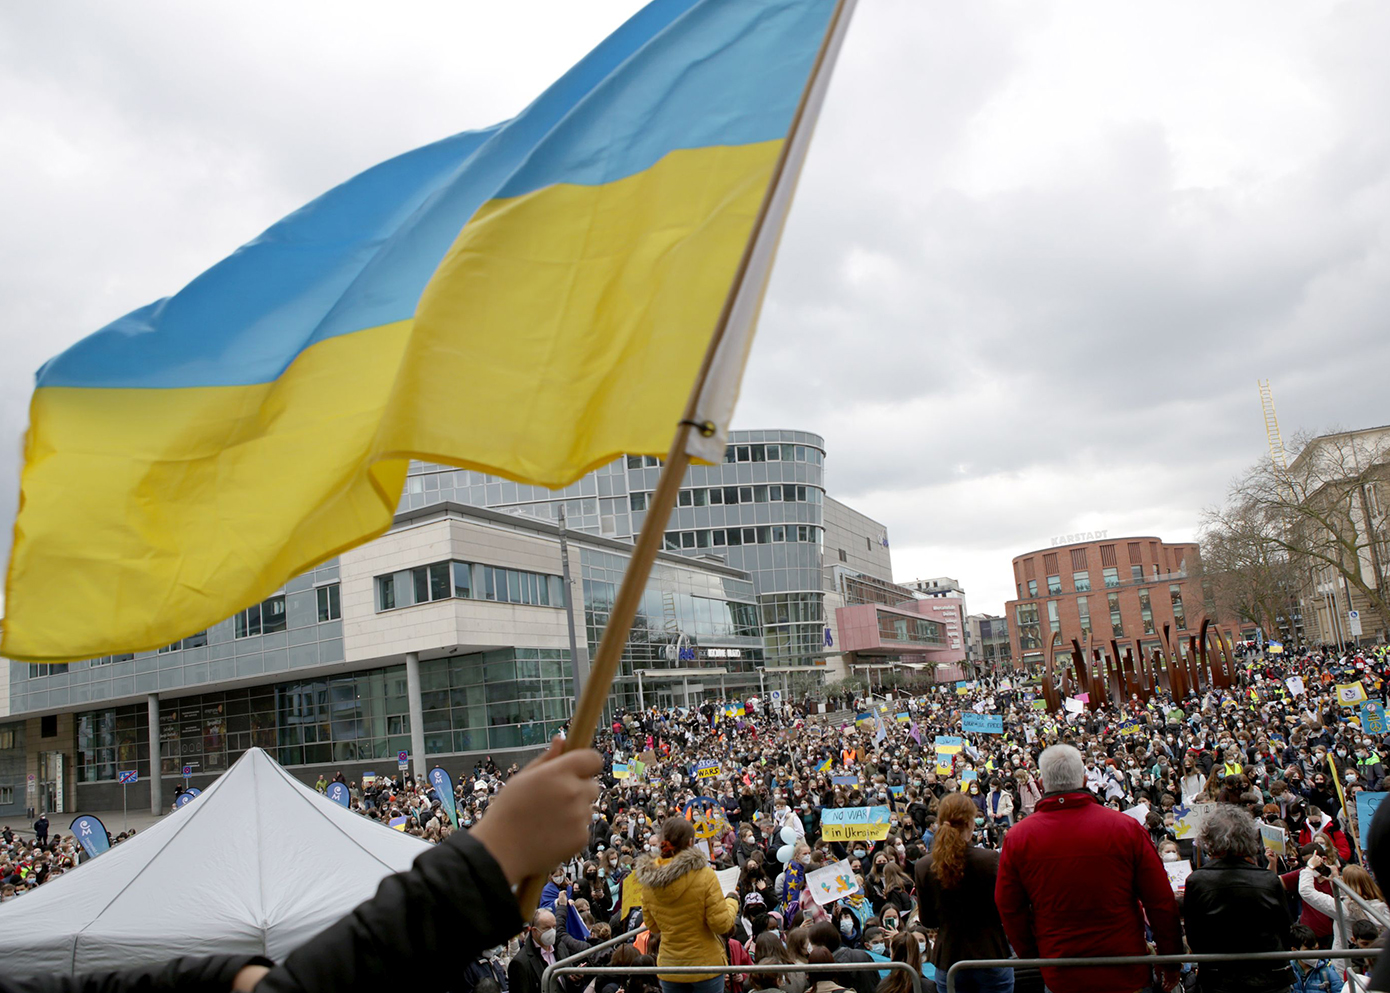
[820,805,892,842]
[961,713,1004,735]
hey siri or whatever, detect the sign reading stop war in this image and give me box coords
[820,805,892,842]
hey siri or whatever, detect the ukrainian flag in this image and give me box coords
[3,0,850,662]
[817,756,832,773]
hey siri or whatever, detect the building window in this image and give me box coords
[1108,592,1123,636]
[0,786,12,805]
[1047,600,1060,633]
[1099,544,1117,568]
[839,549,847,562]
[1138,589,1155,635]
[1027,579,1038,597]
[28,663,70,678]
[1073,570,1091,593]
[378,574,397,611]
[1170,584,1187,630]
[1070,547,1088,570]
[630,492,647,511]
[41,715,58,738]
[1046,575,1062,595]
[1130,564,1144,582]
[316,584,341,622]
[1102,568,1120,588]
[1015,603,1041,651]
[0,729,15,749]
[235,595,287,638]
[1077,596,1091,636]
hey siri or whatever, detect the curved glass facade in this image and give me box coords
[403,429,831,671]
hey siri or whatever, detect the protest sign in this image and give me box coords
[962,713,1004,735]
[613,763,630,779]
[1122,803,1149,824]
[935,754,953,775]
[934,736,964,754]
[1260,823,1287,856]
[806,858,861,905]
[1032,699,1048,710]
[1362,702,1388,735]
[1116,719,1140,736]
[1285,676,1305,696]
[696,760,722,780]
[895,712,911,723]
[1358,791,1388,849]
[831,774,858,787]
[1337,682,1369,705]
[1164,860,1192,892]
[1173,804,1217,840]
[820,806,891,841]
[1064,698,1084,714]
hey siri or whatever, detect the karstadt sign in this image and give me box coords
[1050,530,1108,547]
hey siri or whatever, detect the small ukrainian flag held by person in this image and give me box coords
[2,0,855,662]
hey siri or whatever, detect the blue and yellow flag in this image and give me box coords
[816,755,832,773]
[2,0,852,661]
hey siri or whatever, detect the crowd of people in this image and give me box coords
[7,643,1390,993]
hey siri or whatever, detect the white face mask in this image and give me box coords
[1162,851,1179,862]
[538,928,557,948]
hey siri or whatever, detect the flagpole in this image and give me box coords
[515,0,854,916]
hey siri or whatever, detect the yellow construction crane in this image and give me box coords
[1258,379,1287,471]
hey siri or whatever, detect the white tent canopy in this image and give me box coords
[0,747,430,974]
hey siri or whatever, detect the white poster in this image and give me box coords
[1164,861,1192,891]
[805,858,861,906]
[1123,803,1150,825]
[1286,676,1306,697]
[1173,804,1217,840]
[1064,698,1084,714]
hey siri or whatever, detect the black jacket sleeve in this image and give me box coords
[1,956,272,993]
[257,829,523,993]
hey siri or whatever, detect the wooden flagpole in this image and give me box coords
[514,0,853,915]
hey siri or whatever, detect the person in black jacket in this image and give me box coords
[1183,804,1293,993]
[3,738,602,993]
[508,890,590,993]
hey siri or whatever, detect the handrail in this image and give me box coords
[945,950,1384,993]
[1335,876,1390,929]
[547,960,921,993]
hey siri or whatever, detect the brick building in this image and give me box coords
[1004,535,1254,668]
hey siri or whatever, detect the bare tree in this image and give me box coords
[1214,426,1390,636]
[1199,497,1302,637]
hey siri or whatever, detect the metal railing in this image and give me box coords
[1335,876,1390,930]
[545,960,921,993]
[945,949,1384,993]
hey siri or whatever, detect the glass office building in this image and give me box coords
[402,429,832,670]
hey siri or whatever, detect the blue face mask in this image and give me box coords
[853,849,867,859]
[869,943,885,955]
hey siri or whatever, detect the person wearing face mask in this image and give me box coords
[509,900,590,993]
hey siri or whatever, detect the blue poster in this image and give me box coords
[326,781,350,808]
[831,774,858,786]
[1362,702,1388,735]
[428,767,458,827]
[69,815,111,859]
[934,735,964,753]
[175,788,202,809]
[961,713,1004,735]
[1358,791,1387,849]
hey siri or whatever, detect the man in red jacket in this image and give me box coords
[996,744,1183,993]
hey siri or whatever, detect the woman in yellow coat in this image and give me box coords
[634,816,739,993]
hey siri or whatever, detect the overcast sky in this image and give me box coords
[2,0,1388,625]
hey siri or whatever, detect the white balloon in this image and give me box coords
[780,826,797,845]
[777,843,795,863]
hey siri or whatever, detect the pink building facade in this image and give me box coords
[834,596,968,676]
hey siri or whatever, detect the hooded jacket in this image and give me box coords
[634,847,737,981]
